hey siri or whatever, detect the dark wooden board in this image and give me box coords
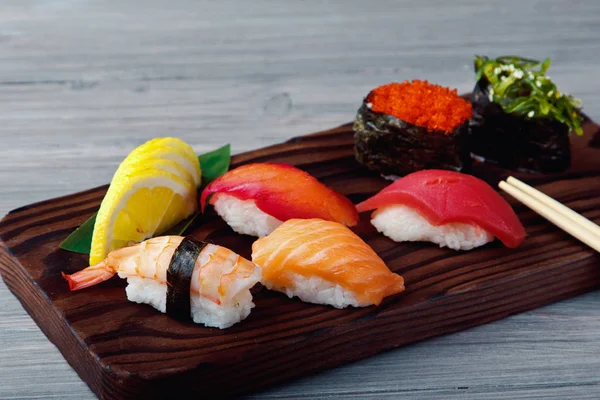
[1,116,600,399]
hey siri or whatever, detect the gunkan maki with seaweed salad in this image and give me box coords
[353,80,473,178]
[470,55,584,173]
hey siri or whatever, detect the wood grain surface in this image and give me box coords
[2,119,600,398]
[2,1,600,399]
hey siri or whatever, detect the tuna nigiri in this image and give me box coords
[200,163,359,237]
[62,236,262,329]
[356,170,526,250]
[252,219,405,308]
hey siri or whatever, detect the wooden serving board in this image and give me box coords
[2,117,600,399]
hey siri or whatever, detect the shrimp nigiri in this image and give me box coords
[200,163,359,237]
[252,219,405,308]
[356,170,526,250]
[62,236,262,329]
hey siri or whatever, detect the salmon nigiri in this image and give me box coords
[200,163,359,237]
[252,219,405,308]
[356,170,526,250]
[62,236,262,329]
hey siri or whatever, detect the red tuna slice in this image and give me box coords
[200,163,359,226]
[356,170,526,248]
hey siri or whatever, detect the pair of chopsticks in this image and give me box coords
[499,176,600,252]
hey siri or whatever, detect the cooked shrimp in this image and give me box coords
[62,236,262,329]
[63,236,183,290]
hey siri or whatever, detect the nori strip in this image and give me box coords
[469,78,571,173]
[353,102,471,177]
[166,237,207,320]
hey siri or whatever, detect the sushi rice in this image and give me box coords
[125,276,257,329]
[212,194,283,237]
[262,272,365,309]
[371,205,494,251]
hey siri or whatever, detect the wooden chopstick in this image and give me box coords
[506,176,600,239]
[499,177,600,252]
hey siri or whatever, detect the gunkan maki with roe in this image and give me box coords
[353,80,473,178]
[470,55,584,173]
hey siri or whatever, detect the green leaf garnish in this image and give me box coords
[474,55,584,136]
[59,143,231,255]
[59,213,97,254]
[198,144,231,183]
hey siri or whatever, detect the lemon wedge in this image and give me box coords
[113,157,195,186]
[124,137,201,187]
[89,139,200,265]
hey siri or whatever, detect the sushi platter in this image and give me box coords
[2,56,600,399]
[1,118,599,398]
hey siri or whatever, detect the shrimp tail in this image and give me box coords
[62,261,116,291]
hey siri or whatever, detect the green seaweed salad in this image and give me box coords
[475,55,583,135]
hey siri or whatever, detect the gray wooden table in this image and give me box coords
[2,1,600,398]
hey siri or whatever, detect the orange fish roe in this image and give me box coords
[366,80,473,134]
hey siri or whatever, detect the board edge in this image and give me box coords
[0,239,151,399]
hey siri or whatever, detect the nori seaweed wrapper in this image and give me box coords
[166,237,207,320]
[353,102,471,177]
[469,78,571,173]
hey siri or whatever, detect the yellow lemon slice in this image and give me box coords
[125,137,201,187]
[113,157,195,186]
[89,137,201,266]
[89,169,197,265]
